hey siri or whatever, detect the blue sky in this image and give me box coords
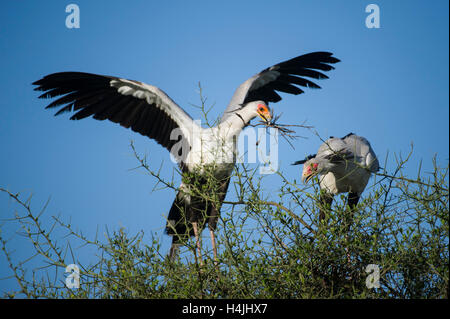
[0,1,448,294]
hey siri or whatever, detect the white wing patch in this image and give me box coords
[111,79,165,109]
[109,78,198,153]
[365,151,380,172]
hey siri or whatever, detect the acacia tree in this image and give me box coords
[0,96,448,298]
[1,147,448,298]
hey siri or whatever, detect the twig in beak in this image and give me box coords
[249,112,313,149]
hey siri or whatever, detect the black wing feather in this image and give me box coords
[270,81,304,95]
[243,51,339,104]
[33,72,186,154]
[292,154,317,165]
[324,151,355,164]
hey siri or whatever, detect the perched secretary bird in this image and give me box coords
[33,51,339,263]
[293,133,379,223]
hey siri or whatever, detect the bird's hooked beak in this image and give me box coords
[256,103,272,124]
[302,163,319,184]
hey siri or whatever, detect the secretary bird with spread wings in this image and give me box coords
[33,51,340,263]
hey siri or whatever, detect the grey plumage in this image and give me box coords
[294,133,379,221]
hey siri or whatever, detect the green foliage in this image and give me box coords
[0,153,448,299]
[0,89,447,298]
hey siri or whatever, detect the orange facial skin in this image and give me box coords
[302,162,319,183]
[256,103,272,123]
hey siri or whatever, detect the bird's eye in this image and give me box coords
[257,104,266,112]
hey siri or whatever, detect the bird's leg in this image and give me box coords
[209,229,218,265]
[319,192,333,224]
[347,192,360,207]
[169,242,181,261]
[192,222,203,266]
[344,192,360,268]
[209,228,222,281]
[345,192,359,232]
